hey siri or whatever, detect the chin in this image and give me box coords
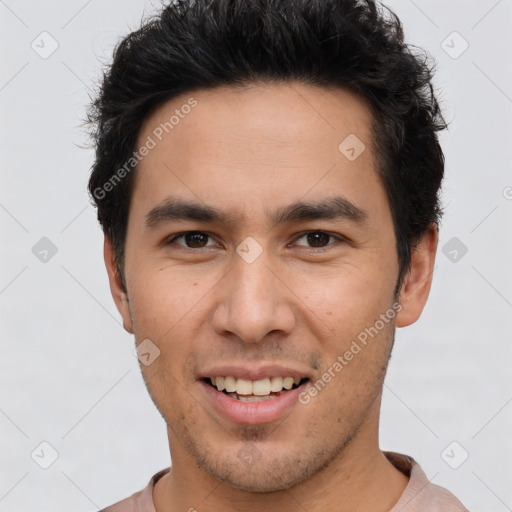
[199,445,334,493]
[214,465,309,493]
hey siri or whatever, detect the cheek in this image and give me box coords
[307,314,394,421]
[289,261,395,338]
[126,259,223,338]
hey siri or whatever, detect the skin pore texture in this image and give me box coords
[104,83,438,512]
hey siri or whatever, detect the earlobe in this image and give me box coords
[395,224,438,328]
[103,235,134,334]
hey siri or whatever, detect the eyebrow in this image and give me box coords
[145,196,369,230]
[269,196,368,226]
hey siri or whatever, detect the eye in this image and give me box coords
[292,231,340,249]
[167,231,218,249]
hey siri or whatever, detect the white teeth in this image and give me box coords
[283,377,294,390]
[252,378,271,396]
[210,375,303,395]
[215,376,225,391]
[270,376,284,392]
[224,376,237,392]
[235,378,253,395]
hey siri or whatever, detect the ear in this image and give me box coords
[103,234,134,334]
[395,223,438,328]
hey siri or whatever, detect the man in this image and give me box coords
[87,0,469,510]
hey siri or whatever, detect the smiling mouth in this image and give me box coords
[204,376,309,402]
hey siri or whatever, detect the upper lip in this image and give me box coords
[198,364,312,382]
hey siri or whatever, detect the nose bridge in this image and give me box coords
[236,254,274,308]
[212,247,295,343]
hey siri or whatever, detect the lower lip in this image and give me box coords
[200,380,305,424]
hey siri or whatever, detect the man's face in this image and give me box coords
[112,83,408,491]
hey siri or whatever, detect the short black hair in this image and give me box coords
[87,0,447,297]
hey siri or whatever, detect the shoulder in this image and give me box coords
[99,467,171,512]
[384,451,469,512]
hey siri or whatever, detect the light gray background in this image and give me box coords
[1,0,511,510]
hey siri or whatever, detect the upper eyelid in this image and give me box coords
[168,231,218,245]
[294,231,343,240]
[168,230,345,247]
[291,231,345,247]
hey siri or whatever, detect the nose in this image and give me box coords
[211,251,296,343]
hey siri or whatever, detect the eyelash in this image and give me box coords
[166,231,346,250]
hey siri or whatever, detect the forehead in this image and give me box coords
[131,82,385,225]
[138,82,375,158]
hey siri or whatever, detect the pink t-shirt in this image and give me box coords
[100,451,469,511]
